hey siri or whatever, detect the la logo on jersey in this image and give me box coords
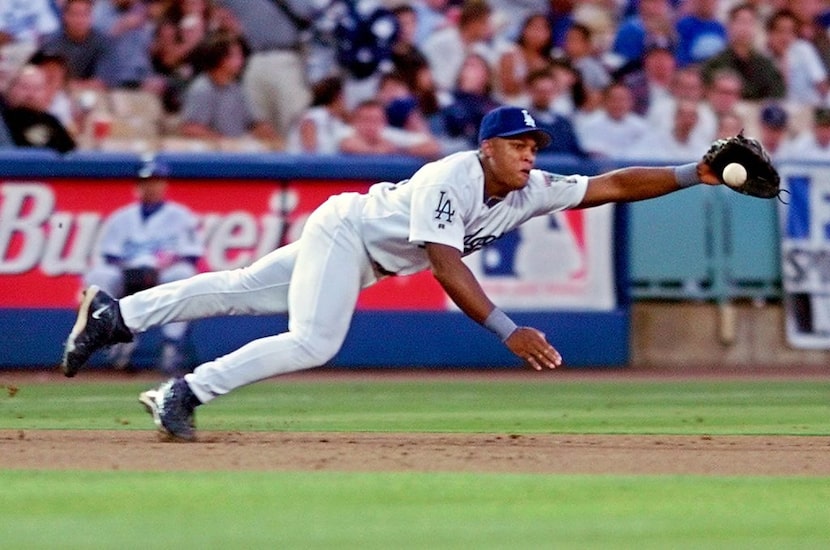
[434,191,455,229]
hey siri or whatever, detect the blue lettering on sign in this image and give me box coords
[786,175,811,239]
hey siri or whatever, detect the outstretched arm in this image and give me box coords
[577,161,720,209]
[425,242,562,370]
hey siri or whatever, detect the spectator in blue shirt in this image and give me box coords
[675,0,727,67]
[612,0,677,71]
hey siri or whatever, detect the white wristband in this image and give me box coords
[483,308,518,342]
[674,163,701,188]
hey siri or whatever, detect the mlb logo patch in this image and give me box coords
[481,210,587,280]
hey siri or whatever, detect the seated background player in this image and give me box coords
[82,156,203,373]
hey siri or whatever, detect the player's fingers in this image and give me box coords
[528,349,559,370]
[533,344,560,368]
[544,349,562,368]
[524,355,543,371]
[539,350,559,369]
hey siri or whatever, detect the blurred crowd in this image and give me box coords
[2,0,830,161]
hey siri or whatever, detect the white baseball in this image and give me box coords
[722,162,747,187]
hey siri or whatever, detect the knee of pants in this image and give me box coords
[294,332,344,367]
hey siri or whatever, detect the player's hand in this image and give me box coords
[696,160,721,186]
[504,327,562,370]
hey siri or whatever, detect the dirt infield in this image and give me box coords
[3,429,830,475]
[2,366,829,476]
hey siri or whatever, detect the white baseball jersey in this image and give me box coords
[97,201,202,268]
[360,150,589,275]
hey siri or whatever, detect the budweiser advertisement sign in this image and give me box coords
[1,178,614,311]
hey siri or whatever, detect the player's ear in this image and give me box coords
[479,139,493,158]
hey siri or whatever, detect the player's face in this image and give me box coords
[137,179,167,204]
[480,136,538,197]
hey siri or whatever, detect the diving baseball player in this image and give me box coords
[61,106,722,441]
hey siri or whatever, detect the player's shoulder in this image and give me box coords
[432,150,480,170]
[160,200,196,215]
[161,202,199,225]
[107,202,139,220]
[413,150,480,181]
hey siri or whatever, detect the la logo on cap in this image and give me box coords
[477,106,553,147]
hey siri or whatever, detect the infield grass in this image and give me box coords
[3,376,830,434]
[1,375,829,549]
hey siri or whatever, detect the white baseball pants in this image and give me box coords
[118,194,378,404]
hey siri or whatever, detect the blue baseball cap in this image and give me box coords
[137,157,170,180]
[478,106,552,148]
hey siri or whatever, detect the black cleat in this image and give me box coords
[139,378,200,442]
[61,285,133,377]
[138,386,195,432]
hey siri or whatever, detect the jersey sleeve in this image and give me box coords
[528,170,589,213]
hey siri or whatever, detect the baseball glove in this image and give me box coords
[702,132,781,199]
